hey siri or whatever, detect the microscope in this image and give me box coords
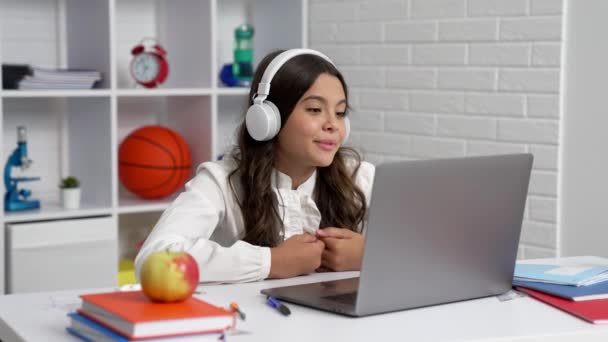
[4,126,41,211]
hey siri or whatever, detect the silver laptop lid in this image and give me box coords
[355,154,533,316]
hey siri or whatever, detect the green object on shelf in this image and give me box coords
[59,176,80,189]
[233,23,254,84]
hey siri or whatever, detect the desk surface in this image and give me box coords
[1,271,608,342]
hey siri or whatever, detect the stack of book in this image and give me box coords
[67,290,236,341]
[19,67,102,89]
[2,64,102,90]
[513,256,608,324]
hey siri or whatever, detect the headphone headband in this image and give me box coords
[255,49,335,103]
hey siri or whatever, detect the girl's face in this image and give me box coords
[275,73,348,175]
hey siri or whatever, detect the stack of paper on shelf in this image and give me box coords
[514,256,608,324]
[67,290,235,341]
[18,67,102,90]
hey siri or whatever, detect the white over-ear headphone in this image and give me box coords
[245,48,350,142]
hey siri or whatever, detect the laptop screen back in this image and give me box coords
[355,154,533,316]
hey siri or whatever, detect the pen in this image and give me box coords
[266,296,291,316]
[230,302,246,320]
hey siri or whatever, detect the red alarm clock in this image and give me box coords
[130,38,169,88]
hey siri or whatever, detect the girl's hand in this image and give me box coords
[269,234,325,279]
[316,228,364,272]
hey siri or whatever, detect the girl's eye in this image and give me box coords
[306,108,322,113]
[336,111,347,117]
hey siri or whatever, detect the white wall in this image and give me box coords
[309,0,563,258]
[559,0,608,258]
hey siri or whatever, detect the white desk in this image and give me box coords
[1,271,608,342]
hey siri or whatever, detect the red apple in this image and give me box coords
[140,251,200,302]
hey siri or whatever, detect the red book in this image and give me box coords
[78,291,236,340]
[518,287,608,324]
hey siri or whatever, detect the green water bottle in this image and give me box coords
[233,24,254,85]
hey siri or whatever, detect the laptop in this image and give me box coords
[261,154,533,317]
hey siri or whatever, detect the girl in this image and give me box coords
[135,49,375,283]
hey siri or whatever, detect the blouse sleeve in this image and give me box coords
[134,164,271,284]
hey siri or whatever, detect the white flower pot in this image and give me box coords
[61,188,81,209]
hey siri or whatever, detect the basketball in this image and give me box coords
[119,125,192,199]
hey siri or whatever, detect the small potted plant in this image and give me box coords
[59,176,80,209]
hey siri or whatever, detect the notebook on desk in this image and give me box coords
[262,154,533,317]
[517,287,608,324]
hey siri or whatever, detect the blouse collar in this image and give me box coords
[272,169,317,195]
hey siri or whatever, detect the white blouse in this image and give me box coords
[134,158,375,284]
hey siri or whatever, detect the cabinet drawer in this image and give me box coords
[6,216,117,294]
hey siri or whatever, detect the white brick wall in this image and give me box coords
[310,0,563,258]
[438,68,495,90]
[385,22,436,42]
[469,43,530,66]
[387,68,435,88]
[468,0,527,16]
[465,93,525,116]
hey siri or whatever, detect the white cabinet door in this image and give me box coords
[6,216,117,294]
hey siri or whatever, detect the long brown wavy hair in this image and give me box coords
[228,50,367,247]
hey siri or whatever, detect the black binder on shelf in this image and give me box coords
[2,64,33,89]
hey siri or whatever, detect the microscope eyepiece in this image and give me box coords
[17,126,27,143]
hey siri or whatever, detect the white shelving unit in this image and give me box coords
[0,0,307,294]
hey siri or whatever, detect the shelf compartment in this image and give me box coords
[117,95,212,206]
[0,0,111,89]
[115,0,212,89]
[2,96,113,213]
[64,0,112,88]
[118,211,163,262]
[216,0,304,75]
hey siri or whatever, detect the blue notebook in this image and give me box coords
[514,256,608,286]
[67,313,223,342]
[513,278,608,301]
[67,313,130,342]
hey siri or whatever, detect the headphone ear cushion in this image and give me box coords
[343,116,350,144]
[246,101,281,141]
